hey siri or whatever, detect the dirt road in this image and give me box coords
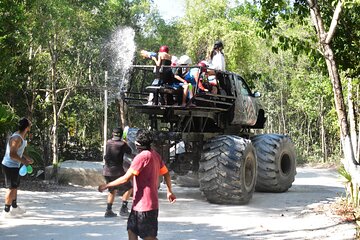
[0,167,356,240]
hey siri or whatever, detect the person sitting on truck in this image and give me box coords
[146,45,175,105]
[173,55,193,107]
[183,61,209,98]
[173,61,209,107]
[152,45,173,85]
[171,55,178,68]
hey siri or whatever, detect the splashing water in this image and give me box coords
[106,26,136,98]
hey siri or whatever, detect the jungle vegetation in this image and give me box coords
[0,0,359,174]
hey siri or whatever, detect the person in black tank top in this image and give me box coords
[152,45,174,85]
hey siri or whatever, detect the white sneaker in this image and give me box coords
[11,206,26,215]
[1,210,16,219]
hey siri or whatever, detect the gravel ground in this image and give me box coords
[0,166,358,240]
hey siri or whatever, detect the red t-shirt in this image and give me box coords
[129,149,168,212]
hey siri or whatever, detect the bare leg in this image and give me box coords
[5,188,16,205]
[5,189,12,205]
[128,229,138,240]
[13,189,17,203]
[122,189,132,201]
[211,86,218,94]
[182,85,189,106]
[188,86,193,99]
[107,189,117,204]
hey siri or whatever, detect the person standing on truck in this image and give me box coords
[1,117,34,218]
[103,127,133,217]
[209,40,225,71]
[207,40,226,94]
[98,129,176,240]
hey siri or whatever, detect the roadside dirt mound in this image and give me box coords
[0,174,90,192]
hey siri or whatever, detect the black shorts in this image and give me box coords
[127,209,159,239]
[104,176,132,194]
[2,164,21,189]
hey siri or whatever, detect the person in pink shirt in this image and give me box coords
[98,129,176,240]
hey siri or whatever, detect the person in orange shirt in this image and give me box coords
[98,129,176,240]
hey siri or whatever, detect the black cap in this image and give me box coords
[112,127,123,137]
[214,40,223,49]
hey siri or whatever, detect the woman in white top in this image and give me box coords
[207,40,225,94]
[209,40,225,71]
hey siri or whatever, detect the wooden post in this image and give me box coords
[103,71,108,162]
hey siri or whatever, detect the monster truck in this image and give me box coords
[124,66,296,204]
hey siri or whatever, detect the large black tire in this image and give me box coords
[251,134,296,192]
[199,135,257,204]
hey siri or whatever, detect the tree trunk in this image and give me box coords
[51,65,59,165]
[320,96,327,162]
[48,34,73,166]
[280,90,286,134]
[299,113,305,155]
[307,118,311,156]
[49,34,59,165]
[348,77,358,163]
[103,71,108,159]
[323,40,356,167]
[307,0,358,180]
[119,98,126,128]
[25,45,34,119]
[357,85,360,162]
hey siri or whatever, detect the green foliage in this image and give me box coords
[179,0,265,77]
[0,0,358,169]
[0,104,18,135]
[331,4,360,79]
[25,144,43,167]
[134,7,185,59]
[0,104,18,160]
[339,165,360,207]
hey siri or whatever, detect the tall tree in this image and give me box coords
[256,0,359,178]
[0,0,150,165]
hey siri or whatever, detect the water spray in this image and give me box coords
[106,26,136,99]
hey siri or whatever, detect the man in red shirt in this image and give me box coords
[98,129,176,240]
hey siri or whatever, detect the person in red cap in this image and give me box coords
[152,45,171,66]
[152,45,174,85]
[146,45,177,105]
